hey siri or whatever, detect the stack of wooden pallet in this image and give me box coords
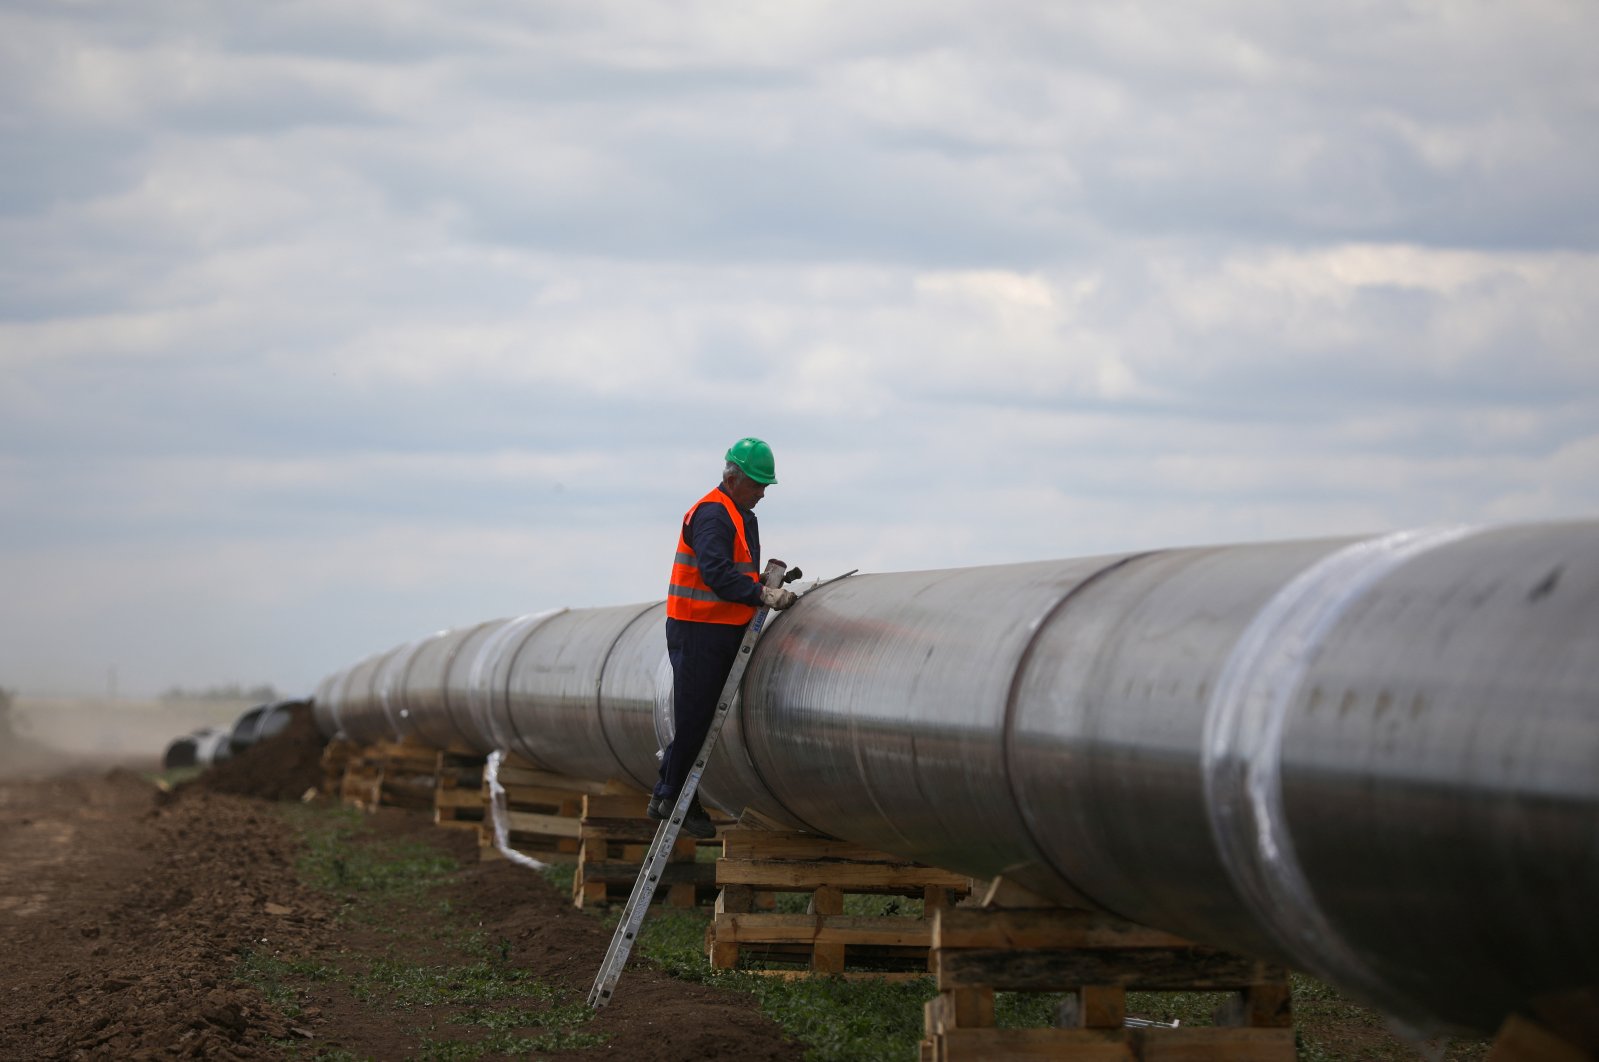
[370,739,438,811]
[335,738,439,812]
[478,755,608,865]
[319,738,356,798]
[571,792,721,908]
[431,750,486,834]
[707,827,972,978]
[920,891,1295,1061]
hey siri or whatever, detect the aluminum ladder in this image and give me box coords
[586,559,791,1009]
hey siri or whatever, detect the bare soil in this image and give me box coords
[0,719,800,1061]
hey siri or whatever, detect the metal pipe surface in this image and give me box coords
[312,521,1599,1036]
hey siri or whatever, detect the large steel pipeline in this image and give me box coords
[313,521,1599,1037]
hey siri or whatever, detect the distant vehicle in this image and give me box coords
[227,699,310,758]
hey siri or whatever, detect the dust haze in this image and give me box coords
[0,695,249,780]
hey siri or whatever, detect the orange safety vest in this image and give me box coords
[666,488,759,625]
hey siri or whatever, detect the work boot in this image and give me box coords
[681,798,717,840]
[647,794,716,839]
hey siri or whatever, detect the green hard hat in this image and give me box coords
[725,437,777,485]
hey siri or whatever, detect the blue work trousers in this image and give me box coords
[654,618,746,801]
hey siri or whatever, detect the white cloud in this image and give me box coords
[2,0,1596,695]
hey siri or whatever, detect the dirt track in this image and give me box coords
[0,737,799,1060]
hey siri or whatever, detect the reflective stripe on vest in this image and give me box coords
[666,488,758,625]
[674,549,757,575]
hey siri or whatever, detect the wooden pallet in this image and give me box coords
[433,751,487,833]
[337,739,441,812]
[571,792,722,908]
[708,827,972,977]
[373,739,439,811]
[920,894,1295,1062]
[338,761,382,809]
[1487,1004,1599,1062]
[476,756,614,865]
[320,739,357,797]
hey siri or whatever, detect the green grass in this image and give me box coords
[628,902,1490,1062]
[409,998,614,1060]
[286,804,459,903]
[276,1046,367,1062]
[635,907,932,1061]
[538,858,577,895]
[260,802,1489,1062]
[413,1027,609,1060]
[242,803,611,1059]
[348,955,542,1008]
[235,949,338,1019]
[414,1000,612,1059]
[632,906,1081,1061]
[446,1000,591,1031]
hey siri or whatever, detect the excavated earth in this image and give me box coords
[0,712,800,1061]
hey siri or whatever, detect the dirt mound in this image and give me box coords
[189,704,325,802]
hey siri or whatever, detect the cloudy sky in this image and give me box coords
[3,1,1596,698]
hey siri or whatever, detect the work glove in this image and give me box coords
[760,585,798,610]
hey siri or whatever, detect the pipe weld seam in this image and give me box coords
[1201,523,1481,1014]
[467,609,564,762]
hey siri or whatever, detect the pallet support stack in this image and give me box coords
[1487,1009,1599,1062]
[369,739,440,811]
[477,754,609,865]
[319,738,356,797]
[336,739,440,812]
[920,884,1295,1061]
[572,792,720,908]
[707,826,972,978]
[432,750,487,834]
[336,744,382,809]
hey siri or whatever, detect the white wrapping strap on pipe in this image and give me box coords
[485,749,547,870]
[1201,523,1481,1029]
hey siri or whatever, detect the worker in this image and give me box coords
[651,437,797,838]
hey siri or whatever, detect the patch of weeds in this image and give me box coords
[1289,974,1491,1061]
[994,990,1063,1029]
[278,1045,367,1062]
[414,1038,488,1062]
[848,893,922,917]
[447,999,591,1031]
[1124,989,1231,1026]
[432,998,612,1056]
[765,891,923,917]
[635,908,718,980]
[526,1028,610,1051]
[350,956,536,1009]
[634,907,931,1061]
[538,859,577,895]
[235,948,337,1018]
[416,1028,609,1060]
[304,827,457,901]
[747,975,932,1062]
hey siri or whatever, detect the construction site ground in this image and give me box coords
[0,710,798,1062]
[0,710,1493,1061]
